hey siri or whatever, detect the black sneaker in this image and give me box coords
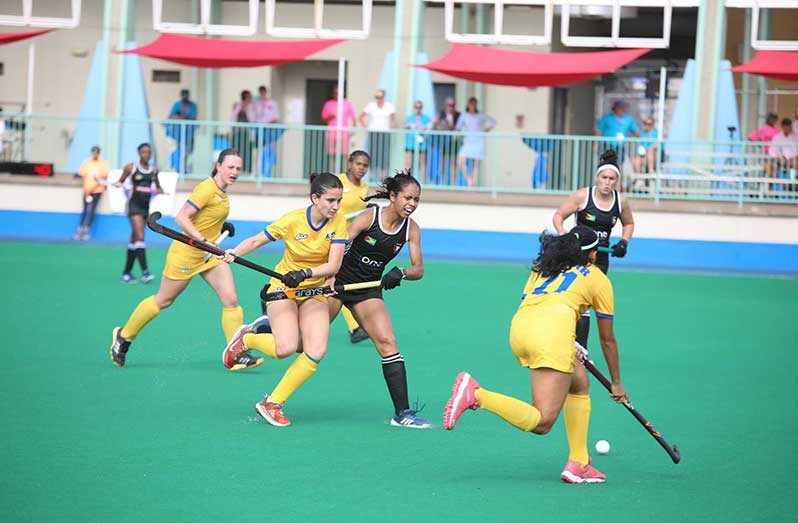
[109,327,131,367]
[350,327,370,344]
[230,350,264,372]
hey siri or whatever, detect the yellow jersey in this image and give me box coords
[184,176,230,241]
[519,263,615,321]
[78,158,110,194]
[338,173,368,219]
[265,206,349,288]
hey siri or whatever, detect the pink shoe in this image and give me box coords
[443,372,480,430]
[560,459,606,484]
[222,323,254,370]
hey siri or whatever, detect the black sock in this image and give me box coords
[576,314,590,350]
[136,248,149,272]
[124,247,136,274]
[381,353,409,415]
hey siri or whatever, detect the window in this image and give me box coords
[152,70,180,83]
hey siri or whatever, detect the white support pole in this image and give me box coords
[335,57,346,174]
[26,43,35,115]
[657,66,667,138]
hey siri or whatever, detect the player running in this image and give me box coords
[443,226,629,484]
[328,170,429,428]
[109,149,255,370]
[221,172,348,427]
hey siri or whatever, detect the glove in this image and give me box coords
[382,267,405,290]
[221,221,236,238]
[611,239,628,258]
[282,268,312,288]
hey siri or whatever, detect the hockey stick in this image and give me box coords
[203,222,236,263]
[146,212,284,280]
[538,229,613,254]
[575,342,681,464]
[260,280,382,302]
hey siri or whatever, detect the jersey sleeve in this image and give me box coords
[331,214,348,244]
[591,275,615,319]
[186,180,213,211]
[264,212,291,242]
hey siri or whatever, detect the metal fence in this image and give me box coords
[3,113,796,204]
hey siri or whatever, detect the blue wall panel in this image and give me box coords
[3,210,796,274]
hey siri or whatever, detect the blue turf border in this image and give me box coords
[3,209,797,274]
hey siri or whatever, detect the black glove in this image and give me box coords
[611,239,628,258]
[382,267,405,290]
[282,268,312,288]
[221,221,236,238]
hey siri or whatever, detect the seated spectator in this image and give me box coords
[769,118,798,186]
[632,116,659,174]
[748,112,779,150]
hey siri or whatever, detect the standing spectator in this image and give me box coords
[322,87,357,171]
[430,97,461,184]
[72,145,109,241]
[254,85,281,177]
[165,89,198,173]
[595,100,639,158]
[231,90,257,173]
[360,89,396,180]
[793,107,798,136]
[769,118,798,188]
[748,112,780,153]
[632,116,659,174]
[456,97,496,187]
[403,100,432,180]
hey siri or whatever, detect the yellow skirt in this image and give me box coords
[509,306,577,374]
[162,241,223,281]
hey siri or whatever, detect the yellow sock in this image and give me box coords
[341,306,360,332]
[564,394,591,465]
[269,353,318,404]
[221,306,243,342]
[243,333,280,359]
[120,296,161,340]
[475,388,541,432]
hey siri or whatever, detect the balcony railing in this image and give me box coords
[2,113,795,204]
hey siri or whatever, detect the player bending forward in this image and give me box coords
[443,226,629,484]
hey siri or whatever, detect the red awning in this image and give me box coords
[0,29,53,46]
[120,33,343,68]
[417,44,650,88]
[731,51,798,82]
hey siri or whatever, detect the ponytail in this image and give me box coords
[364,169,421,202]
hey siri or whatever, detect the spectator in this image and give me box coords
[403,100,432,180]
[72,145,109,241]
[769,118,798,186]
[748,112,779,156]
[359,89,396,179]
[231,90,257,172]
[456,97,496,187]
[254,85,281,177]
[632,116,659,174]
[321,86,357,172]
[595,100,639,158]
[165,89,198,173]
[793,107,798,136]
[430,97,461,184]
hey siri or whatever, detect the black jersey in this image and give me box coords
[127,162,158,216]
[336,206,409,286]
[576,186,621,272]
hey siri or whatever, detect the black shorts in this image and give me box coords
[127,194,151,217]
[596,252,609,274]
[334,284,383,307]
